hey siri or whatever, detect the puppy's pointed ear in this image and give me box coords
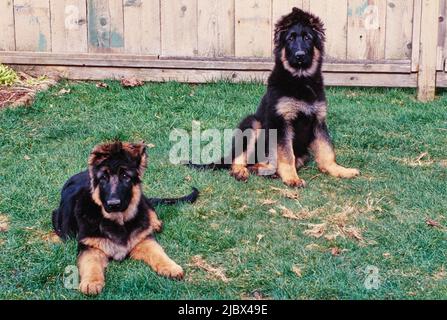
[127,142,148,177]
[123,142,146,158]
[132,142,147,157]
[292,7,301,14]
[88,143,111,167]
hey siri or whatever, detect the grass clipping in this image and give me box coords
[280,197,384,244]
[301,199,381,244]
[189,255,230,283]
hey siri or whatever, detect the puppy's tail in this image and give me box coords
[147,187,199,206]
[187,157,232,171]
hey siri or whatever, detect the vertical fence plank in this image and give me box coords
[50,0,88,53]
[310,0,348,60]
[417,0,439,101]
[235,0,272,57]
[87,0,124,53]
[385,0,413,60]
[302,0,310,11]
[123,0,160,55]
[437,0,446,70]
[0,0,15,51]
[197,0,234,57]
[347,0,387,60]
[14,0,51,52]
[161,0,198,57]
[411,0,422,71]
[444,1,447,72]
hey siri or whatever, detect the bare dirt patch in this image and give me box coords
[0,71,57,109]
[24,227,61,244]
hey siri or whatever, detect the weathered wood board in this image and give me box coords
[197,0,235,57]
[161,0,198,57]
[235,0,272,57]
[50,0,88,53]
[0,0,15,51]
[87,0,124,53]
[14,0,52,52]
[347,0,387,60]
[123,0,161,55]
[385,0,414,60]
[310,0,349,60]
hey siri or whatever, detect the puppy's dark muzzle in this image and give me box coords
[295,51,306,63]
[106,198,121,211]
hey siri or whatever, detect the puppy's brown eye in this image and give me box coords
[120,172,130,181]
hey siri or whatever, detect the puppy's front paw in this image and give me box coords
[156,262,184,280]
[230,165,249,182]
[327,166,360,179]
[79,280,104,295]
[149,210,163,233]
[341,168,360,178]
[283,177,307,188]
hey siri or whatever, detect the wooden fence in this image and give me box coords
[0,0,446,101]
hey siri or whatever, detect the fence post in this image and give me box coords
[417,0,440,102]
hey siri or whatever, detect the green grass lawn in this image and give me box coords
[0,81,446,300]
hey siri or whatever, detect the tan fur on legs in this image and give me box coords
[249,162,277,177]
[230,149,249,181]
[149,209,163,233]
[276,128,306,187]
[277,146,306,187]
[230,163,250,182]
[310,138,360,178]
[230,121,261,182]
[130,237,184,279]
[78,248,108,295]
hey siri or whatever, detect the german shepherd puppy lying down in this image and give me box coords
[190,8,359,187]
[52,141,199,295]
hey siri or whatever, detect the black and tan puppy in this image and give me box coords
[191,8,359,187]
[52,141,199,295]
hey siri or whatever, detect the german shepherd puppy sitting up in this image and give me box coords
[190,8,359,187]
[52,141,198,295]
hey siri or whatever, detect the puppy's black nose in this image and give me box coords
[107,199,121,207]
[295,51,306,59]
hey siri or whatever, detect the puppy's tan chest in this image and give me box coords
[275,97,326,122]
[81,227,153,261]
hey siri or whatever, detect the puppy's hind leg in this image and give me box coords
[310,122,359,178]
[130,236,184,279]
